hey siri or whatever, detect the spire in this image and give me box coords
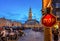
[29,7,32,20]
[29,7,32,13]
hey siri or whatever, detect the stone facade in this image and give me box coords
[0,18,22,27]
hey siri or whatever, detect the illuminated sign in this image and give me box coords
[42,14,56,27]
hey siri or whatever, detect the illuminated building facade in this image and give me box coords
[24,8,39,28]
[0,18,22,27]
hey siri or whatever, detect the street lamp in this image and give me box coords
[54,24,59,30]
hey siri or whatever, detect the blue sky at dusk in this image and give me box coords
[0,0,42,23]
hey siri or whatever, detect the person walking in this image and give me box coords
[52,29,59,41]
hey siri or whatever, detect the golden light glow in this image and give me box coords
[54,24,58,29]
[43,0,51,9]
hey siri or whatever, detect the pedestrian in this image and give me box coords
[9,28,15,40]
[52,29,59,41]
[1,28,7,41]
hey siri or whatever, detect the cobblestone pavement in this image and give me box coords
[8,29,60,41]
[18,29,44,41]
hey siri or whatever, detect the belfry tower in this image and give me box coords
[28,8,32,20]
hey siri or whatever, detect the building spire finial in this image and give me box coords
[29,7,32,13]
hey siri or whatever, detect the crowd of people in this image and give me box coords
[0,26,24,41]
